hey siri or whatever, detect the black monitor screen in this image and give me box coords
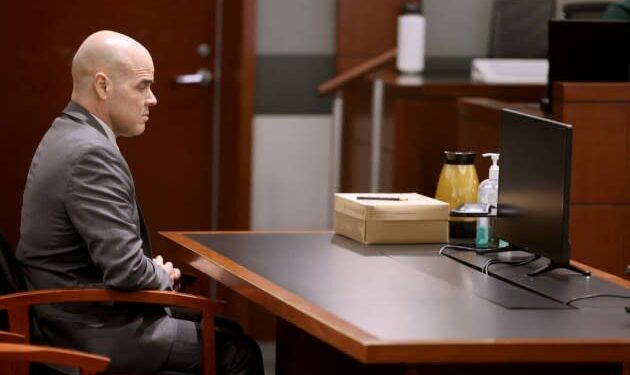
[495,110,573,266]
[546,19,630,112]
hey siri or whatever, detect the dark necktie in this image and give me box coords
[136,202,153,257]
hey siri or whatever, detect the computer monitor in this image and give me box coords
[495,109,589,276]
[545,19,630,112]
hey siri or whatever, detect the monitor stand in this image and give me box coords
[527,261,591,277]
[476,243,592,277]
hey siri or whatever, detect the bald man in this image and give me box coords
[17,31,262,374]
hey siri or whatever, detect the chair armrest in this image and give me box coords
[0,289,222,375]
[0,342,110,375]
[0,289,224,336]
[0,289,223,312]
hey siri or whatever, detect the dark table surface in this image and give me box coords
[163,231,630,363]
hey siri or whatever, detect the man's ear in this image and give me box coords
[94,72,110,100]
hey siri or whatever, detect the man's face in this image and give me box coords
[107,54,157,137]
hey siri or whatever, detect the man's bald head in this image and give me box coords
[72,30,150,98]
[70,30,157,137]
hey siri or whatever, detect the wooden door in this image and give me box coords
[0,1,254,247]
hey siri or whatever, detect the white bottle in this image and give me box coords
[396,1,425,74]
[476,153,500,248]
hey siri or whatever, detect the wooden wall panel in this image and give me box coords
[570,205,625,276]
[456,98,505,180]
[562,103,628,204]
[392,98,455,196]
[336,0,404,73]
[0,0,255,246]
[626,112,630,204]
[623,206,630,277]
[458,98,576,181]
[341,79,373,191]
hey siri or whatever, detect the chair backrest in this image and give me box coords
[0,231,26,330]
[563,2,613,19]
[488,0,556,58]
[0,331,28,374]
[0,330,24,343]
[0,231,25,295]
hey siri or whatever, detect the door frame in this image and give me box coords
[215,0,256,229]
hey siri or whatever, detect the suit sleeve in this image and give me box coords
[66,146,172,291]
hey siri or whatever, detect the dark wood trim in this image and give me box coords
[363,341,629,364]
[318,48,397,95]
[554,82,630,102]
[218,0,256,229]
[572,259,630,287]
[335,0,403,75]
[276,320,625,375]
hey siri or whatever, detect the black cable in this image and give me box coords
[564,293,630,306]
[482,255,540,274]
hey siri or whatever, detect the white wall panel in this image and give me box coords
[251,115,334,230]
[256,0,336,54]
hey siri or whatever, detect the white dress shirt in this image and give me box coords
[92,114,118,150]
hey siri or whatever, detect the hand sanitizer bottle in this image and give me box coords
[476,153,499,248]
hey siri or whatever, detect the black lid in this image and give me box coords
[443,151,475,165]
[401,1,422,15]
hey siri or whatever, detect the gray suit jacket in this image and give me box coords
[17,101,176,374]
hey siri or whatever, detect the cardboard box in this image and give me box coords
[334,193,449,244]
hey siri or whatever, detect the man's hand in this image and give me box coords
[153,255,182,285]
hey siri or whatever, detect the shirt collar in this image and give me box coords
[91,114,118,149]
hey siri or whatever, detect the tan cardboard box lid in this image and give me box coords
[334,193,449,221]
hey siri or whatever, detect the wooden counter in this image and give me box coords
[341,68,545,196]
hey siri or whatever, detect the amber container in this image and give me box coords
[435,151,479,238]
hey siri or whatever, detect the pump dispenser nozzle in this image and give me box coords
[476,153,500,248]
[482,153,500,180]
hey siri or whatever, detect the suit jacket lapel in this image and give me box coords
[61,101,153,257]
[62,101,108,139]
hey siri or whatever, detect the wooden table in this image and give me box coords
[161,231,630,375]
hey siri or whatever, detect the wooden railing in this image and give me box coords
[318,48,397,95]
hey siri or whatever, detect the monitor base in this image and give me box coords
[527,261,591,277]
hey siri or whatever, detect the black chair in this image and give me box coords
[563,2,613,19]
[0,231,222,375]
[488,0,556,58]
[0,232,25,328]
